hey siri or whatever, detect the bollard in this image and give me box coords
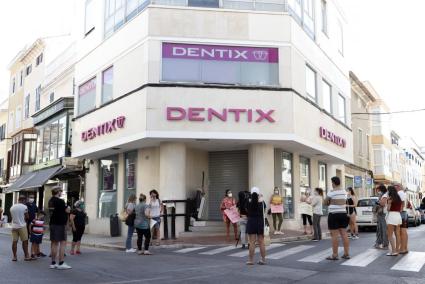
[171,206,176,240]
[162,206,169,240]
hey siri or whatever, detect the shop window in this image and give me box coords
[275,150,294,219]
[36,115,68,163]
[299,156,310,194]
[162,43,279,86]
[99,156,118,218]
[102,66,113,104]
[78,77,96,115]
[124,151,137,205]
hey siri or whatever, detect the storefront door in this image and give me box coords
[208,150,248,220]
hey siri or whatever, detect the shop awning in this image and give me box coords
[6,166,63,193]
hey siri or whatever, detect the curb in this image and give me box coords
[0,229,331,251]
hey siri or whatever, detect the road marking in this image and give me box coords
[200,245,238,255]
[391,252,425,272]
[341,249,384,267]
[298,247,343,263]
[228,244,284,257]
[268,245,314,260]
[174,247,207,253]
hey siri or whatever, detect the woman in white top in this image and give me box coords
[310,188,324,241]
[149,189,163,246]
[299,189,313,235]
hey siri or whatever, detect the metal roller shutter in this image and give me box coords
[208,150,249,220]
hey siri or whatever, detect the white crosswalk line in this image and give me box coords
[391,252,425,272]
[200,246,239,255]
[174,247,207,253]
[228,244,284,257]
[268,245,314,260]
[341,249,384,267]
[298,247,343,263]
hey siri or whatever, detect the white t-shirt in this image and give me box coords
[10,203,28,229]
[150,199,161,218]
[398,191,407,211]
[327,189,347,213]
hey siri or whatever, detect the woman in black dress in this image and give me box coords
[246,191,266,265]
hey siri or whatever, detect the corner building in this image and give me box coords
[73,0,353,235]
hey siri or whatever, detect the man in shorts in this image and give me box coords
[325,176,350,260]
[10,195,30,261]
[48,187,71,269]
[395,184,409,254]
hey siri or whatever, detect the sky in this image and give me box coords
[0,0,424,146]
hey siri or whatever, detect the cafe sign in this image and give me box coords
[81,116,126,142]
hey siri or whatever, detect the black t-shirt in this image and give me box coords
[48,197,68,225]
[71,209,86,227]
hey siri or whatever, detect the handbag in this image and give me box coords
[119,209,128,222]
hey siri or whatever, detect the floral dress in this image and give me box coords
[220,197,236,222]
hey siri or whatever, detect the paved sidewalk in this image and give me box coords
[0,220,330,251]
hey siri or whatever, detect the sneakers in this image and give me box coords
[57,262,72,270]
[126,248,137,253]
[137,250,144,255]
[143,251,153,255]
[352,235,359,240]
[49,263,58,269]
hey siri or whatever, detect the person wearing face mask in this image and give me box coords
[135,193,152,255]
[311,188,324,241]
[70,200,87,255]
[270,187,284,235]
[26,194,46,257]
[220,189,238,240]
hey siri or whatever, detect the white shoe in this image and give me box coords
[126,248,136,253]
[57,262,72,270]
[137,250,144,255]
[49,264,58,269]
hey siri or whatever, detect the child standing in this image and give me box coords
[30,211,45,259]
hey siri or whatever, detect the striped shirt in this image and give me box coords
[31,219,44,235]
[327,189,347,213]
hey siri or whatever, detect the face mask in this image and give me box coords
[29,198,34,203]
[227,193,232,198]
[79,203,85,210]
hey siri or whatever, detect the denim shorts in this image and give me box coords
[152,217,161,229]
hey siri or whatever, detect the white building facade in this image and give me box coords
[72,0,353,235]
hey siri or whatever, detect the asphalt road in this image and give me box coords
[1,226,425,284]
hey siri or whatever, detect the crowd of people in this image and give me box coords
[123,190,163,255]
[215,176,413,264]
[9,186,86,270]
[7,178,414,268]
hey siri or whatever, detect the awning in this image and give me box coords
[6,166,63,193]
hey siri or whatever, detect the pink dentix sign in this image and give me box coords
[162,43,279,63]
[166,107,275,123]
[319,127,346,148]
[81,116,126,142]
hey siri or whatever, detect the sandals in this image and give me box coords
[326,255,339,260]
[11,258,17,262]
[246,261,254,265]
[386,252,398,256]
[399,251,409,255]
[257,260,266,265]
[341,255,350,259]
[24,258,32,261]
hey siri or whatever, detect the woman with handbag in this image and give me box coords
[124,194,137,253]
[246,187,266,265]
[220,189,238,240]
